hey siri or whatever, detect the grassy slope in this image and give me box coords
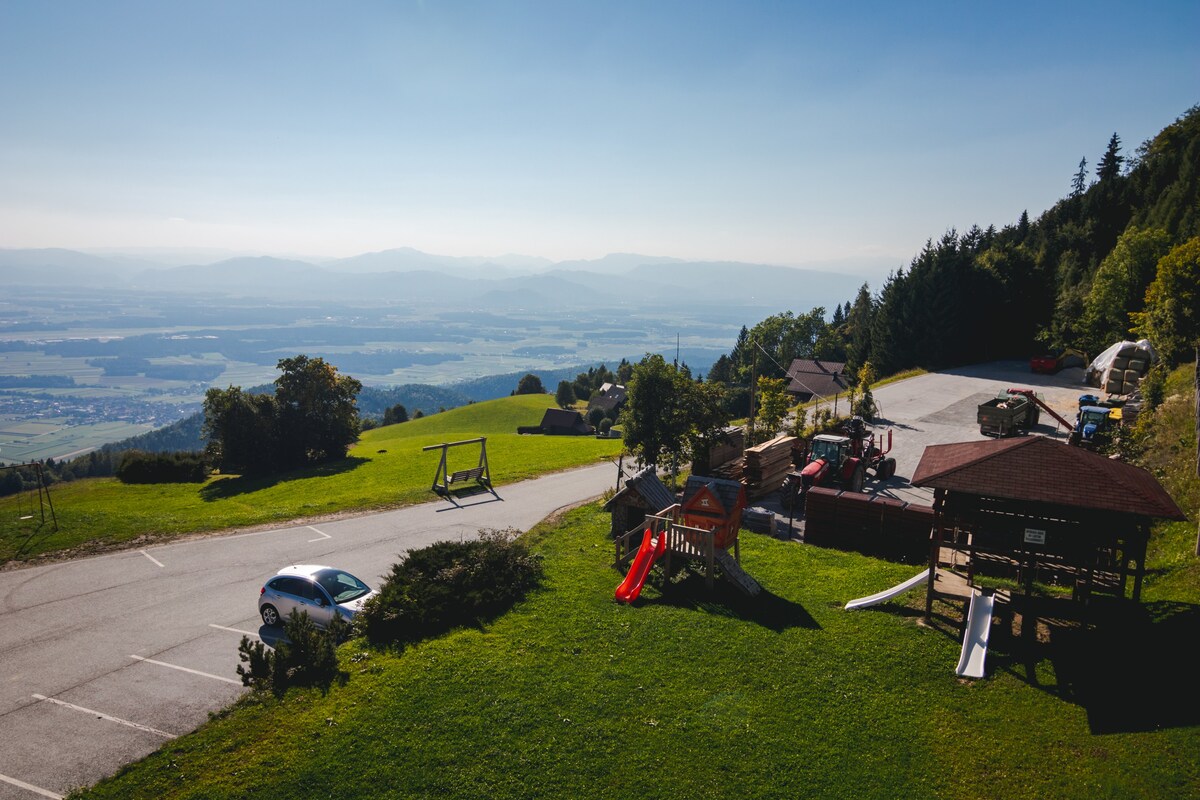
[0,394,620,563]
[1138,363,1199,602]
[78,504,1200,800]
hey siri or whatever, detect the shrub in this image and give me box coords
[237,611,348,696]
[115,450,210,484]
[356,529,544,646]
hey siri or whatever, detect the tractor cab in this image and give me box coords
[808,434,851,471]
[1077,406,1111,439]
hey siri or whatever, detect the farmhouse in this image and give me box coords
[587,382,627,416]
[785,358,849,402]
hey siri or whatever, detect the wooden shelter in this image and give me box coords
[912,436,1185,628]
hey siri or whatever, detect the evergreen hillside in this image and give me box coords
[707,105,1200,386]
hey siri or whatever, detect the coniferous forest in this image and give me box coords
[711,105,1200,384]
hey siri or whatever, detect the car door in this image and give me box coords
[268,576,308,620]
[305,581,336,628]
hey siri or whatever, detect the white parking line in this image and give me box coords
[0,772,62,799]
[139,550,164,567]
[31,694,177,739]
[306,525,331,542]
[0,777,62,800]
[209,623,260,638]
[130,655,242,686]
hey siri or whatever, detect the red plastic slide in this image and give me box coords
[614,529,666,604]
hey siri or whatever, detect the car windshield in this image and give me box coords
[313,569,371,604]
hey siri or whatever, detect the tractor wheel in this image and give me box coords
[880,457,896,480]
[850,463,865,493]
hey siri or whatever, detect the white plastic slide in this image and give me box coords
[844,568,931,610]
[955,589,995,679]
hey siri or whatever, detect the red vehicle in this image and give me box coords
[780,417,895,508]
[1030,354,1059,374]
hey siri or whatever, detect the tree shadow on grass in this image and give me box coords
[990,597,1200,734]
[649,569,820,632]
[199,456,369,501]
[5,520,60,562]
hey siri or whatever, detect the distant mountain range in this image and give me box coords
[0,246,864,312]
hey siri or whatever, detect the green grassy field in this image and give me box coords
[0,394,621,563]
[76,503,1200,800]
[0,419,155,463]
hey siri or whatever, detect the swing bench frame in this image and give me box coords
[2,461,59,531]
[423,437,497,503]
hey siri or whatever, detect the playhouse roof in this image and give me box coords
[681,475,746,514]
[912,436,1184,520]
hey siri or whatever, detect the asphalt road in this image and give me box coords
[0,360,1093,798]
[0,461,618,800]
[864,360,1089,505]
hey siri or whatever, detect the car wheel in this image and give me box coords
[260,604,281,626]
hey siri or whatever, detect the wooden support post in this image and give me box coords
[925,490,944,622]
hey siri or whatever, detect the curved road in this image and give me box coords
[0,461,618,799]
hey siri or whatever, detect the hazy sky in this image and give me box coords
[1,1,1197,279]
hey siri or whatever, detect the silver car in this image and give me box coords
[258,564,376,628]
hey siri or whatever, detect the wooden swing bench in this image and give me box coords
[446,466,488,488]
[424,437,497,502]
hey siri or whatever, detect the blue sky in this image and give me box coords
[1,1,1196,280]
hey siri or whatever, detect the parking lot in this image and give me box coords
[0,462,615,799]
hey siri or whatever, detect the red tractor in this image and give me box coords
[779,417,895,509]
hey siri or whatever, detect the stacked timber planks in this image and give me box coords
[742,434,797,499]
[709,458,744,482]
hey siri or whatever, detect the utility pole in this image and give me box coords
[1194,344,1199,557]
[748,339,757,445]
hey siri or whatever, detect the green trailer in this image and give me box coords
[977,391,1040,437]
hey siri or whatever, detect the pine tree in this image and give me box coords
[1096,133,1124,181]
[1072,157,1089,196]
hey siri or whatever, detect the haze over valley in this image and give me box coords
[0,246,860,462]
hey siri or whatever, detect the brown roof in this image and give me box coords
[785,358,849,398]
[912,436,1185,520]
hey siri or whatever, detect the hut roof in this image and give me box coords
[602,466,675,513]
[912,436,1185,520]
[682,475,745,514]
[539,407,592,434]
[785,358,849,398]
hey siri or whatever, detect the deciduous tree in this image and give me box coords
[514,373,546,395]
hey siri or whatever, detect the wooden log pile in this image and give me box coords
[742,434,797,499]
[709,458,744,481]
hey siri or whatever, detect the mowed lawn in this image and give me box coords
[77,504,1200,799]
[0,394,620,563]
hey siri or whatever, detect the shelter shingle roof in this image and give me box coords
[911,436,1185,520]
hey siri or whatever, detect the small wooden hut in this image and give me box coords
[603,466,676,540]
